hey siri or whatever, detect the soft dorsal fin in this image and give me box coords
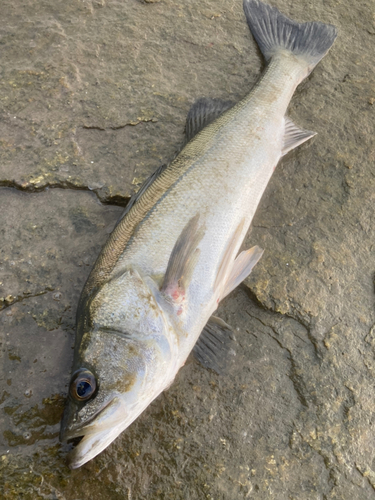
[185,98,234,142]
[282,117,316,156]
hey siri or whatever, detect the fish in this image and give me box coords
[60,0,337,468]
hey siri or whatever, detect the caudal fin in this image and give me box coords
[243,0,337,73]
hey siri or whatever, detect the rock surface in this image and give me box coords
[1,0,374,498]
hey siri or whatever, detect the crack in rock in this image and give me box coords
[81,117,158,131]
[291,429,338,496]
[243,286,323,360]
[0,179,130,207]
[355,463,375,491]
[0,289,52,312]
[245,309,310,408]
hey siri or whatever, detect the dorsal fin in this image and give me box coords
[117,98,234,227]
[185,98,234,142]
[115,163,168,227]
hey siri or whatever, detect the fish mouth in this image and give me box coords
[63,397,126,469]
[62,397,115,441]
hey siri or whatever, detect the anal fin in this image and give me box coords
[282,117,316,156]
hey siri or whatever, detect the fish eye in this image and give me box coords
[69,369,97,402]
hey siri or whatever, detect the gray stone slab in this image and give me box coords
[1,0,374,498]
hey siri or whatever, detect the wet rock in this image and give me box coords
[0,0,374,498]
[0,189,122,473]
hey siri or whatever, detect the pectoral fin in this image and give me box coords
[193,316,235,374]
[161,214,205,311]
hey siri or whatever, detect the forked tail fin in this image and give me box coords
[243,0,337,73]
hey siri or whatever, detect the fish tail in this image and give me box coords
[243,0,337,75]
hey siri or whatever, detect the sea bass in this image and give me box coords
[60,0,337,468]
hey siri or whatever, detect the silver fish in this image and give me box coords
[60,0,337,468]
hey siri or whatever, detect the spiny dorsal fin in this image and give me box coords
[193,316,235,374]
[117,98,234,227]
[115,163,168,227]
[282,117,316,156]
[185,98,234,142]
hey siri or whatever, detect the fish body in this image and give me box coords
[60,0,337,468]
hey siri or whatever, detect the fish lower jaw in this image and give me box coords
[61,395,117,442]
[68,424,124,469]
[65,379,175,468]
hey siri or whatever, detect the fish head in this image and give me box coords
[60,269,178,468]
